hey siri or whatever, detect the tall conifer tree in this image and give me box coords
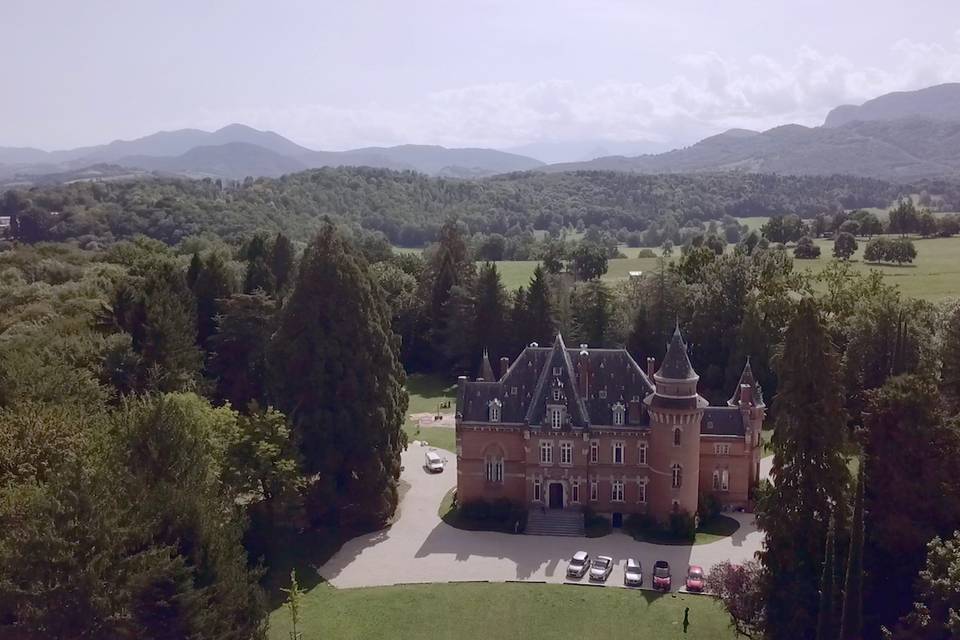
[942,304,960,414]
[840,462,864,640]
[472,262,508,366]
[756,298,849,640]
[525,265,555,345]
[267,223,407,527]
[815,514,838,640]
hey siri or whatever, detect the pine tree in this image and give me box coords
[942,303,960,414]
[472,262,508,366]
[571,281,612,347]
[186,251,202,288]
[270,232,295,303]
[427,221,473,370]
[267,223,407,527]
[208,292,276,409]
[191,251,236,349]
[508,286,528,354]
[839,462,864,640]
[243,255,276,295]
[755,298,849,640]
[815,514,838,640]
[525,265,555,344]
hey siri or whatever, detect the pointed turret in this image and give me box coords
[478,348,495,381]
[656,324,698,382]
[728,357,765,408]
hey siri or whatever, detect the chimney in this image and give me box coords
[578,358,591,397]
[739,383,753,407]
[646,357,656,377]
[628,399,642,424]
[500,357,510,379]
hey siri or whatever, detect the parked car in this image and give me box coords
[566,551,590,578]
[652,560,672,591]
[685,565,705,592]
[623,558,643,587]
[424,450,444,473]
[589,555,613,582]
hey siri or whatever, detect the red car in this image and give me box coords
[685,565,705,592]
[652,560,671,591]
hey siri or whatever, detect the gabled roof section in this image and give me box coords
[656,324,698,381]
[524,334,590,428]
[728,357,765,407]
[702,407,747,437]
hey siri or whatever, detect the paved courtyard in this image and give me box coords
[320,443,765,590]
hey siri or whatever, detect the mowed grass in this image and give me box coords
[268,581,735,640]
[403,373,457,452]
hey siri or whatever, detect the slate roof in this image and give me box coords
[728,358,765,408]
[457,335,655,428]
[478,349,495,382]
[656,325,697,381]
[701,407,747,437]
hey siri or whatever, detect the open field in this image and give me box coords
[403,373,458,452]
[268,581,734,640]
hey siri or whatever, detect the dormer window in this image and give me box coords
[553,367,562,376]
[489,399,502,423]
[598,389,607,399]
[612,402,625,426]
[552,388,561,401]
[551,408,563,429]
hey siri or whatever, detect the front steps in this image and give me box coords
[526,508,585,537]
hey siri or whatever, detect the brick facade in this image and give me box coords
[455,332,765,523]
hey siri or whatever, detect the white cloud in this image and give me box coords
[185,36,960,153]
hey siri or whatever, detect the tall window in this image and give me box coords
[671,463,683,489]
[638,442,648,465]
[713,468,729,491]
[638,479,647,504]
[539,441,553,464]
[552,388,561,401]
[673,427,682,447]
[533,477,542,501]
[551,408,563,429]
[611,480,624,502]
[590,479,598,502]
[571,480,580,503]
[714,443,730,456]
[489,400,501,423]
[560,441,573,465]
[613,441,624,464]
[612,403,625,426]
[485,456,503,483]
[590,441,599,463]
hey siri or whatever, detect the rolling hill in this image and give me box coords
[824,82,960,127]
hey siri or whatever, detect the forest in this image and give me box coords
[0,168,931,248]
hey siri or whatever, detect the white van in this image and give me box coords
[425,450,444,473]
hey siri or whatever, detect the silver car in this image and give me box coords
[589,555,613,582]
[624,557,643,587]
[566,551,590,578]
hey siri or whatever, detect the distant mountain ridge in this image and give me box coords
[824,83,960,127]
[0,124,545,182]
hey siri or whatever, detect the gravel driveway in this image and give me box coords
[319,443,764,590]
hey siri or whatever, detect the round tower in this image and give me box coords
[644,325,707,520]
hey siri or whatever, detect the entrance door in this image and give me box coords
[548,483,564,509]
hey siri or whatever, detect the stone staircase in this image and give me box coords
[525,508,585,537]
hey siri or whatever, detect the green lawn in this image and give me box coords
[403,373,457,452]
[628,514,741,546]
[268,581,735,640]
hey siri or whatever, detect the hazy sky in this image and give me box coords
[3,0,960,152]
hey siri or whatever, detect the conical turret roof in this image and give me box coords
[728,357,765,407]
[478,348,495,381]
[655,324,698,381]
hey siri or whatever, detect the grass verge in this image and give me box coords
[627,514,741,546]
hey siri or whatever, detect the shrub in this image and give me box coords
[698,492,722,522]
[669,510,697,541]
[793,236,821,259]
[490,497,513,523]
[864,236,917,264]
[460,499,491,521]
[625,512,657,537]
[635,248,657,258]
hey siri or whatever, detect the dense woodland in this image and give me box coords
[0,168,929,249]
[2,181,960,638]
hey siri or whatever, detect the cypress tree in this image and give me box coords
[839,462,864,640]
[525,265,555,344]
[755,298,849,640]
[815,514,838,640]
[267,223,407,527]
[942,304,960,414]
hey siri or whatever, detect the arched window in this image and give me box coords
[485,456,504,483]
[673,427,682,447]
[489,399,501,423]
[671,463,683,489]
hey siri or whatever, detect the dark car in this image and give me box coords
[652,560,672,591]
[685,565,705,592]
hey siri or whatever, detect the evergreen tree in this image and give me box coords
[571,281,613,347]
[839,462,865,640]
[524,265,555,344]
[208,292,276,409]
[862,375,960,635]
[626,301,651,362]
[756,298,849,640]
[191,251,237,349]
[270,232,295,302]
[889,531,960,639]
[816,514,839,640]
[186,251,202,288]
[243,255,276,295]
[942,303,960,415]
[267,224,408,527]
[426,221,473,370]
[472,262,509,367]
[508,285,528,354]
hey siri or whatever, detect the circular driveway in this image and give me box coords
[319,444,764,590]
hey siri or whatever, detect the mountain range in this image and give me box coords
[3,83,960,184]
